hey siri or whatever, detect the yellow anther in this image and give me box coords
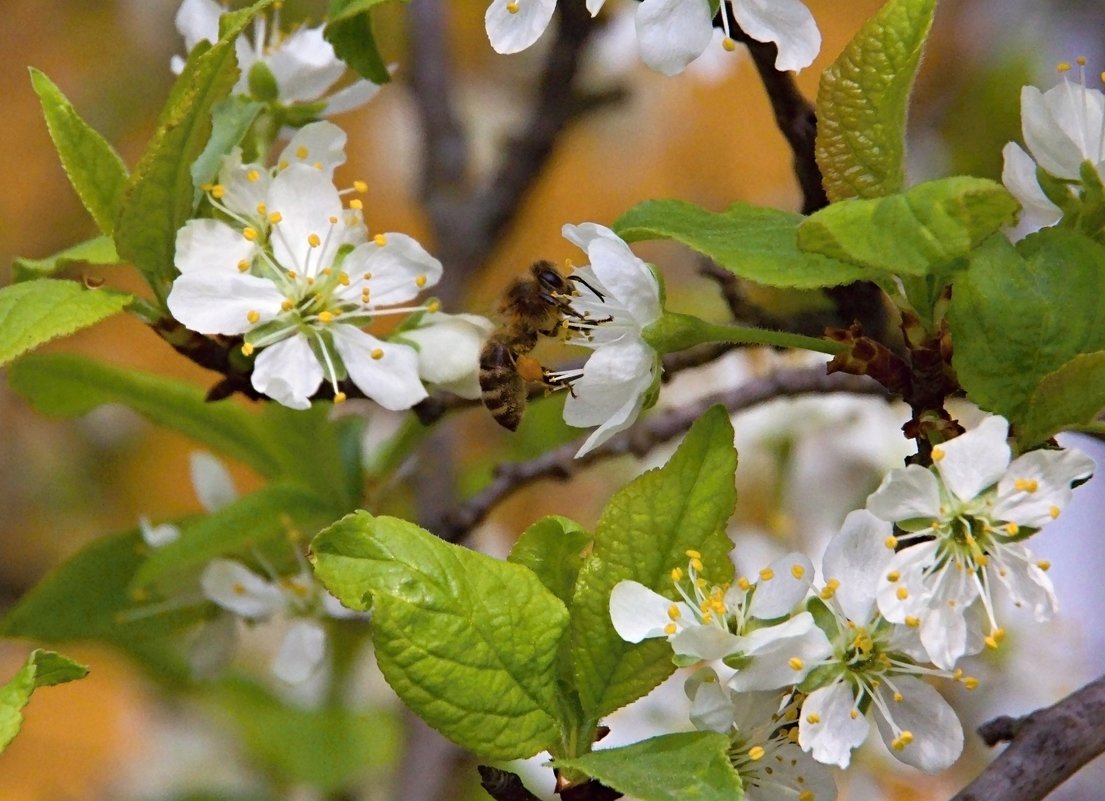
[1058,61,1072,73]
[296,145,309,159]
[721,36,737,52]
[788,657,804,671]
[246,169,260,182]
[308,233,321,248]
[349,199,364,210]
[671,567,684,582]
[747,746,765,761]
[799,792,814,801]
[667,604,681,621]
[1037,560,1051,571]
[371,348,384,360]
[685,549,701,559]
[931,446,945,461]
[1077,56,1087,66]
[737,577,751,591]
[242,342,255,356]
[806,713,821,725]
[506,0,519,12]
[313,161,323,170]
[689,558,704,572]
[884,535,898,549]
[322,267,333,276]
[896,586,909,601]
[210,184,226,199]
[243,227,258,241]
[427,300,442,313]
[1004,522,1019,535]
[281,299,294,311]
[416,274,428,288]
[664,622,677,635]
[905,615,920,628]
[246,309,260,324]
[992,627,1006,642]
[1049,506,1061,519]
[700,611,713,624]
[237,259,250,273]
[820,578,839,600]
[265,212,282,225]
[373,233,387,246]
[334,392,347,404]
[338,272,351,286]
[256,202,268,215]
[892,731,913,750]
[976,553,990,567]
[353,179,368,193]
[893,692,903,702]
[984,634,1000,649]
[963,676,980,690]
[791,563,805,580]
[849,709,859,720]
[363,271,374,280]
[886,570,900,582]
[232,582,246,595]
[1014,478,1039,493]
[329,215,338,224]
[318,311,335,324]
[278,159,289,170]
[759,567,775,582]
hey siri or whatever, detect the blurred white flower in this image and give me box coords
[485,0,606,55]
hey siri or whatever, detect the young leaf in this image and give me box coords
[1018,351,1105,449]
[325,0,392,85]
[29,69,129,236]
[12,236,119,283]
[509,516,592,608]
[311,512,568,760]
[816,0,936,201]
[0,280,131,368]
[114,0,274,304]
[796,177,1019,277]
[570,406,737,720]
[949,229,1105,429]
[0,650,90,754]
[553,732,742,801]
[189,96,264,202]
[614,199,872,289]
[8,353,283,479]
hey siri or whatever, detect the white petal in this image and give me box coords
[727,613,832,691]
[343,233,443,306]
[635,0,714,76]
[1023,84,1105,178]
[798,682,869,769]
[189,451,238,512]
[822,509,894,623]
[991,542,1057,621]
[251,335,324,410]
[278,121,348,175]
[866,465,942,524]
[175,0,221,52]
[936,415,1011,502]
[168,272,285,335]
[585,237,662,327]
[189,613,239,680]
[748,552,814,620]
[201,559,285,619]
[875,541,939,625]
[686,670,736,733]
[561,221,621,252]
[1001,141,1063,233]
[331,327,428,410]
[609,580,686,642]
[268,166,347,277]
[272,619,328,683]
[754,742,838,801]
[730,0,821,73]
[265,26,345,103]
[585,0,606,14]
[402,312,494,397]
[138,516,180,548]
[670,625,744,661]
[994,447,1095,527]
[485,0,558,54]
[874,676,963,772]
[324,79,383,116]
[566,339,657,457]
[175,218,257,275]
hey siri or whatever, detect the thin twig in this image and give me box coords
[438,366,888,542]
[949,674,1105,801]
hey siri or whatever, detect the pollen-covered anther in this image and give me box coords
[334,392,347,404]
[256,202,268,215]
[884,535,898,549]
[308,233,322,248]
[806,713,820,725]
[1004,522,1019,535]
[352,179,367,193]
[246,169,260,182]
[820,578,839,600]
[416,274,428,288]
[237,259,250,273]
[799,791,814,801]
[671,567,684,582]
[932,446,946,461]
[243,227,258,241]
[349,198,363,210]
[506,0,519,12]
[338,272,350,286]
[318,311,335,324]
[664,622,677,635]
[722,36,737,52]
[296,145,309,159]
[210,184,226,199]
[667,604,681,621]
[242,342,255,356]
[1014,478,1039,493]
[893,692,903,702]
[1037,559,1052,571]
[790,563,805,579]
[1049,505,1061,519]
[689,557,704,572]
[370,348,384,360]
[849,709,859,720]
[232,582,247,595]
[905,614,920,628]
[246,309,260,324]
[427,300,442,313]
[268,211,283,224]
[737,577,751,591]
[886,570,900,582]
[329,215,338,225]
[281,299,294,311]
[895,586,909,601]
[891,731,914,751]
[373,234,387,246]
[747,746,765,761]
[788,657,805,671]
[759,567,775,582]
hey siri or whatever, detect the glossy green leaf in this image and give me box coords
[29,69,128,236]
[312,513,567,759]
[1018,351,1105,448]
[11,236,119,283]
[509,516,591,608]
[949,229,1105,428]
[114,0,273,304]
[570,406,737,720]
[797,177,1019,277]
[816,0,936,201]
[0,650,89,754]
[614,199,871,289]
[325,0,392,85]
[0,280,131,367]
[554,732,742,801]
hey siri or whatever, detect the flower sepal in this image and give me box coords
[248,60,280,102]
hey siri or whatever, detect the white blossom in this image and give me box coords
[399,311,495,399]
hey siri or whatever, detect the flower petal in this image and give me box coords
[343,233,443,306]
[401,312,494,398]
[727,612,832,691]
[267,166,348,277]
[635,0,714,77]
[201,559,286,619]
[1001,141,1063,233]
[866,464,942,524]
[873,676,963,772]
[748,552,815,620]
[168,271,285,335]
[272,619,328,683]
[265,26,345,104]
[565,338,656,457]
[821,509,894,623]
[730,0,821,73]
[485,0,558,54]
[798,682,869,769]
[584,237,662,327]
[175,218,257,275]
[331,327,428,410]
[609,580,687,642]
[325,78,384,115]
[278,120,348,175]
[189,451,238,512]
[935,415,1011,502]
[251,334,324,410]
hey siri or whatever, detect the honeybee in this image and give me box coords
[479,260,584,431]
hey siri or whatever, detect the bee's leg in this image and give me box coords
[567,273,607,302]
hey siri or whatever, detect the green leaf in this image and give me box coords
[0,530,204,652]
[114,0,274,304]
[325,0,392,85]
[311,512,568,759]
[797,177,1020,277]
[208,676,398,790]
[133,483,333,588]
[190,96,264,202]
[9,353,283,479]
[816,0,936,201]
[0,280,131,368]
[29,69,129,236]
[614,199,872,289]
[554,732,742,801]
[1018,351,1105,448]
[0,650,89,754]
[509,516,591,608]
[570,407,737,720]
[949,229,1105,429]
[12,236,119,283]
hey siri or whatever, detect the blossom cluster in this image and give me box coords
[609,414,1093,797]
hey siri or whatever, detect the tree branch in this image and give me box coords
[949,673,1105,801]
[438,366,888,542]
